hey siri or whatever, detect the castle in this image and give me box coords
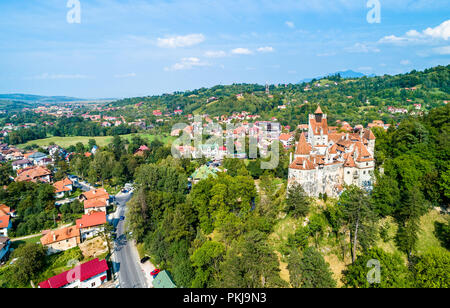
[288,106,376,197]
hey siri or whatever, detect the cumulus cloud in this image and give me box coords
[204,50,227,58]
[257,46,275,53]
[400,60,411,65]
[379,19,450,45]
[423,20,450,40]
[157,34,205,48]
[164,57,209,71]
[231,48,253,55]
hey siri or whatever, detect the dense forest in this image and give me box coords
[110,65,450,128]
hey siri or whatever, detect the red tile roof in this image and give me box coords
[38,258,108,288]
[289,157,316,170]
[76,211,107,229]
[40,226,80,246]
[295,133,312,155]
[53,178,73,193]
[84,198,107,209]
[0,215,10,229]
[81,188,109,201]
[0,204,11,216]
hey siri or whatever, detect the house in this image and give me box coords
[279,133,295,149]
[0,215,11,237]
[84,198,108,214]
[134,145,149,157]
[80,188,110,205]
[76,211,107,240]
[28,152,48,165]
[12,159,32,171]
[152,270,176,288]
[53,178,74,198]
[40,226,80,254]
[153,110,163,117]
[0,205,15,219]
[0,237,10,262]
[15,166,52,183]
[190,165,219,184]
[38,258,108,288]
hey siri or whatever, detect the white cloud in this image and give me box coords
[400,60,411,65]
[285,21,295,28]
[114,73,136,78]
[379,19,450,45]
[423,20,450,40]
[345,43,380,53]
[164,57,209,71]
[231,48,253,55]
[257,46,275,53]
[204,50,227,58]
[433,46,450,55]
[157,34,205,48]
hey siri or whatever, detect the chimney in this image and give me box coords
[52,232,56,242]
[290,152,293,164]
[346,133,349,140]
[303,160,306,169]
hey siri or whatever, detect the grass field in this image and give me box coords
[17,133,175,149]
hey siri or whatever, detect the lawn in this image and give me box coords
[17,133,175,149]
[10,235,42,250]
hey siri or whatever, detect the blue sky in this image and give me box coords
[0,0,449,98]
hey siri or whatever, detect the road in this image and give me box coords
[112,192,148,288]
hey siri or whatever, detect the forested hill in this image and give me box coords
[109,65,450,127]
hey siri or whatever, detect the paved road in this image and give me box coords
[112,192,148,288]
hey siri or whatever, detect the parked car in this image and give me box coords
[151,269,161,277]
[140,257,150,264]
[120,216,125,221]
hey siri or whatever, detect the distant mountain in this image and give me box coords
[0,93,87,104]
[299,70,375,83]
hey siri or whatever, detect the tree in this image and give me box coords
[414,248,450,288]
[395,187,428,258]
[339,186,378,263]
[285,183,310,218]
[215,231,287,288]
[190,241,225,288]
[288,246,336,288]
[342,248,412,288]
[11,243,46,285]
[307,214,327,248]
[0,163,13,186]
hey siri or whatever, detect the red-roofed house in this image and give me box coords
[38,258,108,289]
[84,198,108,214]
[0,215,11,237]
[53,178,73,198]
[76,211,107,240]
